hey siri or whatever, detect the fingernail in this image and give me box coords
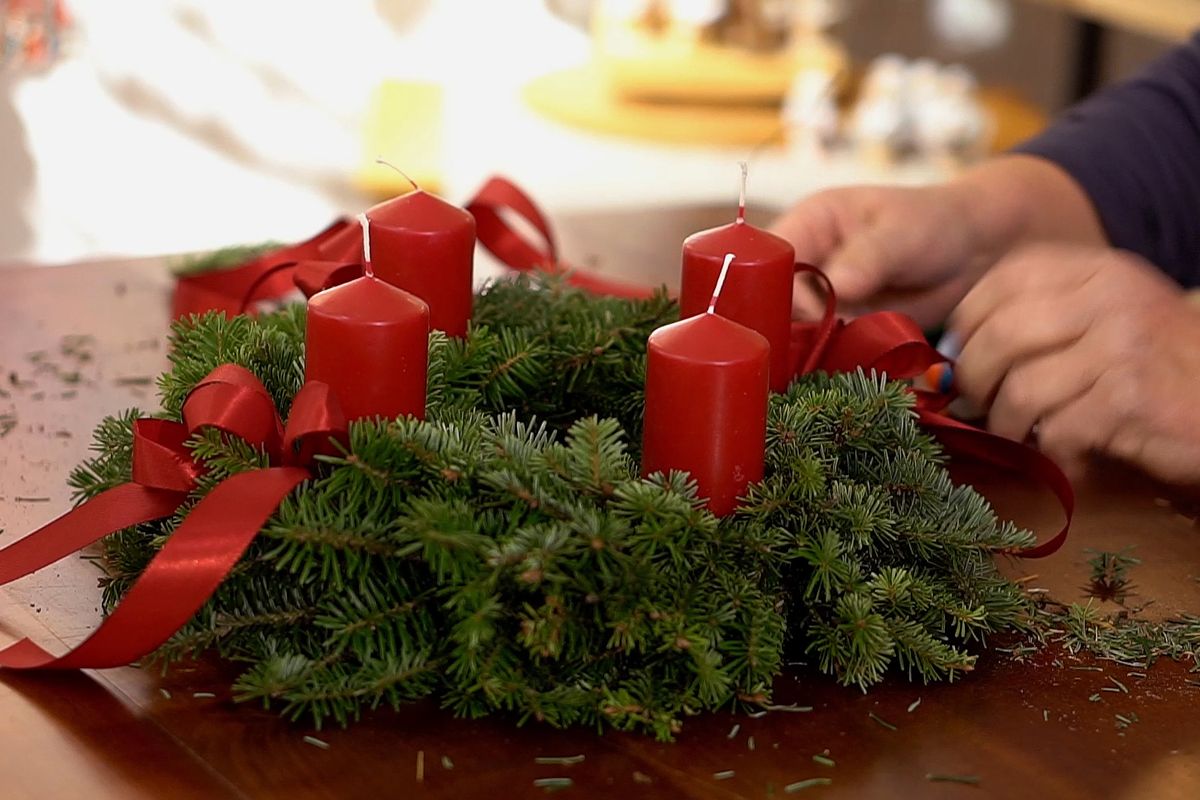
[936,331,961,360]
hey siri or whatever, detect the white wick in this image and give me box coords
[707,252,736,314]
[358,212,373,276]
[737,161,748,224]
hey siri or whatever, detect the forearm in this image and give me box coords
[947,154,1108,266]
[1012,34,1200,284]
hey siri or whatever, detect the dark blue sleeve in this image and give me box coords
[1013,33,1200,286]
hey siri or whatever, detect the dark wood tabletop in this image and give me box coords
[2,207,1199,800]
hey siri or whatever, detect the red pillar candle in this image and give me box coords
[305,215,430,421]
[678,168,795,392]
[357,184,475,338]
[642,255,770,516]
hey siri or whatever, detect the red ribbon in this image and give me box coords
[0,365,345,669]
[466,177,658,299]
[170,179,1071,559]
[789,265,1072,558]
[171,220,359,319]
[170,178,659,319]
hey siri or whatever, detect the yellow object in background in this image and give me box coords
[356,80,444,199]
[525,65,1045,154]
[525,64,785,147]
[591,13,847,104]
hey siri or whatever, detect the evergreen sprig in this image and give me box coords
[70,275,1036,739]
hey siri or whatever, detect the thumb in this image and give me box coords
[790,228,891,321]
[769,194,842,266]
[821,231,892,307]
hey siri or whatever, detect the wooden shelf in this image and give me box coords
[1025,0,1200,41]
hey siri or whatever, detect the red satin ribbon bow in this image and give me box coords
[0,365,345,669]
[171,221,360,320]
[789,265,1073,559]
[170,177,658,319]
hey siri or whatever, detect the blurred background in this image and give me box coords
[0,0,1195,267]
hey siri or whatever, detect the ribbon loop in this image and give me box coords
[467,176,559,270]
[821,313,943,377]
[283,381,349,467]
[131,419,202,493]
[467,177,656,299]
[183,364,285,459]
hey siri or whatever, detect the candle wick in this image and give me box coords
[736,160,748,225]
[707,253,736,315]
[375,156,420,192]
[358,212,374,277]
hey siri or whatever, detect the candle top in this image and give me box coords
[684,222,794,264]
[367,189,474,234]
[649,313,769,365]
[309,274,429,324]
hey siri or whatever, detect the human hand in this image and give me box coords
[770,183,985,328]
[950,244,1200,486]
[770,156,1108,329]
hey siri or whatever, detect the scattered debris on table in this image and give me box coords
[533,777,573,792]
[869,712,897,731]
[785,777,833,792]
[535,755,585,766]
[925,773,981,786]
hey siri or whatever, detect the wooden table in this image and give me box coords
[2,208,1200,799]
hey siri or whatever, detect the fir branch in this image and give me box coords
[171,243,282,277]
[68,410,140,502]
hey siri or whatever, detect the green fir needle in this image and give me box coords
[926,773,981,786]
[533,777,573,792]
[785,778,833,793]
[868,712,897,731]
[535,755,585,766]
